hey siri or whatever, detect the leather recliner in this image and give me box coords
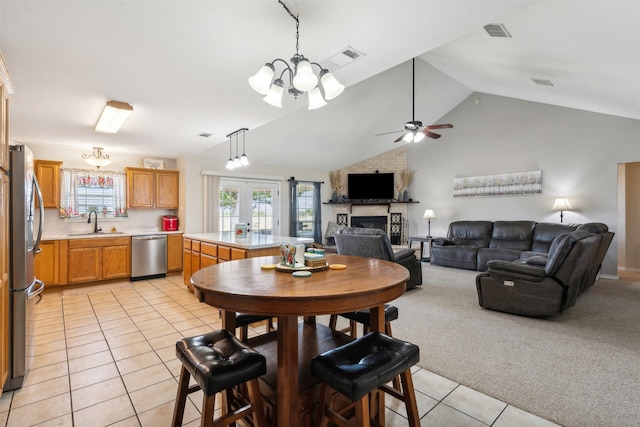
[334,227,422,290]
[475,229,604,316]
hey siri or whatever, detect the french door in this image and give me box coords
[219,179,280,235]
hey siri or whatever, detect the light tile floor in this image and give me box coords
[0,275,561,426]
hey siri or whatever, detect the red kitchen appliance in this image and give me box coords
[162,215,178,231]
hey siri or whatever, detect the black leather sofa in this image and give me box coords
[430,220,601,271]
[475,224,614,316]
[334,227,422,290]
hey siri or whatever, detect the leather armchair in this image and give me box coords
[334,227,422,290]
[476,230,602,316]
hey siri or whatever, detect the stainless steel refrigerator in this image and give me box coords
[5,144,44,391]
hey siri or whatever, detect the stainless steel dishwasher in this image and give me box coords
[131,234,167,280]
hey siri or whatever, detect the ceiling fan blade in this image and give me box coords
[394,133,407,143]
[424,130,442,139]
[375,130,403,136]
[424,124,453,130]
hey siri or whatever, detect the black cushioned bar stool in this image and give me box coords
[172,329,267,427]
[235,313,275,342]
[311,332,421,427]
[329,304,399,337]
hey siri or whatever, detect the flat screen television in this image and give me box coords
[347,173,394,201]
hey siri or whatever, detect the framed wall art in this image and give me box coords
[453,170,542,198]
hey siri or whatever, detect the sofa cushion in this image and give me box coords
[448,221,493,247]
[477,248,523,271]
[489,221,535,250]
[531,222,578,253]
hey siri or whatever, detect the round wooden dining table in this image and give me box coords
[190,253,409,427]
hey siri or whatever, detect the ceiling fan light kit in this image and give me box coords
[382,58,453,143]
[248,0,344,110]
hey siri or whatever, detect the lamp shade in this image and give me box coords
[82,146,111,169]
[412,132,425,143]
[423,209,436,219]
[292,58,318,91]
[248,63,275,95]
[95,100,133,134]
[552,198,573,211]
[307,86,327,110]
[320,69,344,100]
[263,79,284,107]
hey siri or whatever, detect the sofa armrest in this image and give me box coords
[432,237,455,246]
[486,260,547,282]
[393,248,418,263]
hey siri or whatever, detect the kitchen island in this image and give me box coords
[182,232,313,289]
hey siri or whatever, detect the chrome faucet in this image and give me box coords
[87,209,102,233]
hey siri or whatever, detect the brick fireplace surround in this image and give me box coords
[328,147,411,245]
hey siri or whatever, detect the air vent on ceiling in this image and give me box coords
[484,23,512,38]
[531,78,554,87]
[326,46,366,69]
[199,132,213,138]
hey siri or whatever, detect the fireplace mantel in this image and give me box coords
[323,200,419,213]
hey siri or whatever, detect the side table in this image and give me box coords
[408,237,433,262]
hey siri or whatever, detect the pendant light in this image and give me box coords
[225,135,235,170]
[248,0,344,110]
[224,128,249,170]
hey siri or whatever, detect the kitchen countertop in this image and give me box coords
[41,229,183,241]
[183,232,313,250]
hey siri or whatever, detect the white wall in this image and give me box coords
[406,93,640,276]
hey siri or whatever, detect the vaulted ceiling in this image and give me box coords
[1,1,638,170]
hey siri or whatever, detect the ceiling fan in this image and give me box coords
[376,58,453,143]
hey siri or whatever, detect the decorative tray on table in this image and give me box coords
[275,262,329,273]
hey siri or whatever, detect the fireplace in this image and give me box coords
[351,216,387,233]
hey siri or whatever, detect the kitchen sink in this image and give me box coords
[67,231,127,237]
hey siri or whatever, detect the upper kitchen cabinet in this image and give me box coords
[126,167,179,209]
[34,160,62,208]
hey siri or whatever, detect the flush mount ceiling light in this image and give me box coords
[95,100,133,134]
[225,128,249,170]
[82,146,111,169]
[248,0,344,110]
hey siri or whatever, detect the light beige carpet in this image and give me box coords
[390,264,640,427]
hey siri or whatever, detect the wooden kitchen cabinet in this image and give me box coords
[155,170,179,208]
[200,242,218,268]
[183,240,201,290]
[34,160,62,208]
[183,238,193,288]
[126,167,179,209]
[34,240,59,285]
[102,245,130,279]
[167,233,183,272]
[181,236,260,291]
[66,237,131,284]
